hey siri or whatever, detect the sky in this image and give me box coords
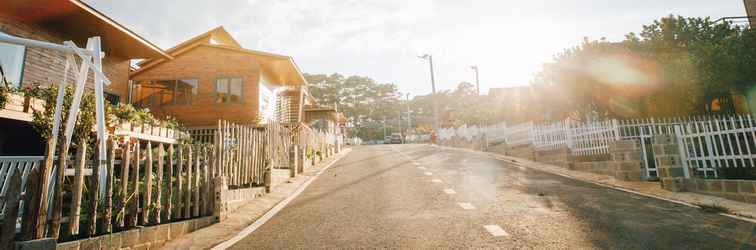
[86,0,747,96]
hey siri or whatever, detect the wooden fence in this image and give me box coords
[0,119,336,247]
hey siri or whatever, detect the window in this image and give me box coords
[215,77,243,103]
[0,38,26,87]
[132,79,199,108]
[104,92,120,105]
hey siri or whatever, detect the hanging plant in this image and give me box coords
[0,84,12,109]
[30,84,73,140]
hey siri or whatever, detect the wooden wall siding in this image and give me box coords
[130,46,263,127]
[0,15,131,100]
[0,119,339,245]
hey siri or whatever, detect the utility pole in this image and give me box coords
[419,54,439,132]
[471,65,486,150]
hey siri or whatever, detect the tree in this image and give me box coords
[304,73,404,141]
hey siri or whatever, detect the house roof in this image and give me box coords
[0,0,170,59]
[137,26,240,67]
[132,27,308,86]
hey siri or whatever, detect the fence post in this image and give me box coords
[104,139,115,233]
[0,170,21,249]
[67,138,88,237]
[167,144,174,221]
[155,143,164,224]
[86,139,103,236]
[673,126,691,179]
[20,167,40,240]
[127,141,141,227]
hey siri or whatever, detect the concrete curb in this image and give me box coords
[435,145,756,224]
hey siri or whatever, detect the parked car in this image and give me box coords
[384,136,392,144]
[390,133,403,144]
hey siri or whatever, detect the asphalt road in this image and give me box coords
[230,144,756,249]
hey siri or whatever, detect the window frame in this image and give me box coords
[132,78,200,108]
[0,34,27,87]
[214,76,244,105]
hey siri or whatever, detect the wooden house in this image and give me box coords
[0,0,170,155]
[128,27,310,128]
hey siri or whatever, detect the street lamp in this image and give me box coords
[418,54,439,131]
[470,66,480,96]
[406,93,411,131]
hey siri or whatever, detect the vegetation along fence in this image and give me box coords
[0,119,337,247]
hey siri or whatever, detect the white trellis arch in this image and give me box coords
[0,32,112,211]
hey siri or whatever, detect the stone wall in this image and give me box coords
[652,134,690,192]
[213,176,268,222]
[683,178,756,204]
[506,144,535,160]
[534,146,571,168]
[54,216,215,250]
[609,140,644,181]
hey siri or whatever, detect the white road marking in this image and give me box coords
[424,172,433,176]
[417,166,426,170]
[443,188,456,194]
[413,162,421,166]
[431,179,443,183]
[211,149,352,250]
[458,202,476,210]
[483,225,509,237]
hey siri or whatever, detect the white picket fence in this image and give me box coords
[678,115,756,178]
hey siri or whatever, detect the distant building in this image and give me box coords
[745,0,756,27]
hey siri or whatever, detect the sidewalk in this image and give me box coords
[443,146,756,221]
[161,149,352,250]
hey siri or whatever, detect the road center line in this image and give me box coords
[417,166,426,170]
[458,202,476,210]
[483,225,509,237]
[443,188,456,194]
[431,179,443,183]
[424,172,433,176]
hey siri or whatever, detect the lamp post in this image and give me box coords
[418,54,439,131]
[470,65,480,96]
[406,93,411,131]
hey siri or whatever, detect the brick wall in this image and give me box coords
[0,15,131,99]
